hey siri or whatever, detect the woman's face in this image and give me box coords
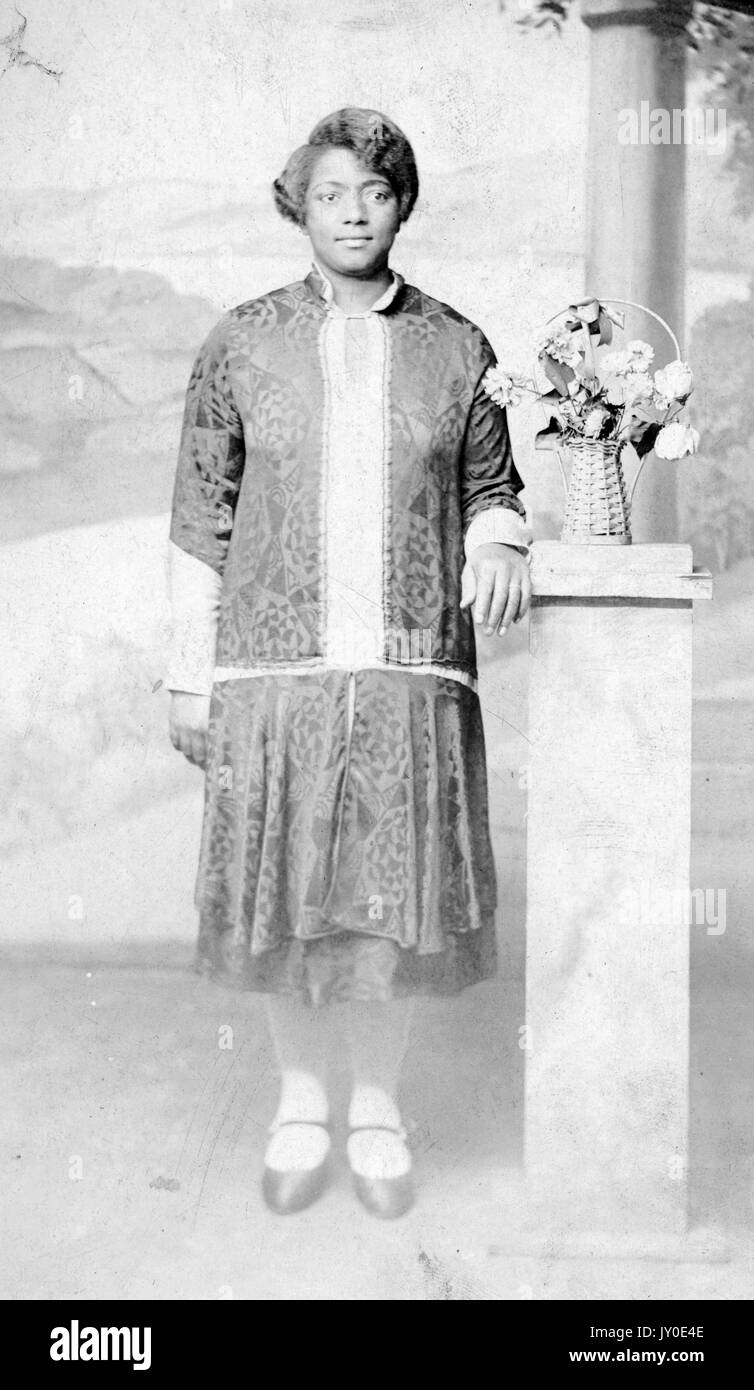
[302,146,401,278]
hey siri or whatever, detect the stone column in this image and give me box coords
[580,0,693,543]
[523,541,711,1244]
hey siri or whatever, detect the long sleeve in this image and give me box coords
[460,331,530,552]
[463,505,532,559]
[169,318,245,575]
[166,319,245,693]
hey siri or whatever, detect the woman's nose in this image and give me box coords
[342,197,368,224]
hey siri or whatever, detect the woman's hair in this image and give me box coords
[272,108,419,227]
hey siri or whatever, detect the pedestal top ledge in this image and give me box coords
[530,541,713,602]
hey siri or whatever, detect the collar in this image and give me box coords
[304,259,404,317]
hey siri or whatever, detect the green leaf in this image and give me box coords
[634,423,662,459]
[597,309,614,346]
[535,415,564,451]
[541,353,575,395]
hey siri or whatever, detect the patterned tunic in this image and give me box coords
[167,261,531,1002]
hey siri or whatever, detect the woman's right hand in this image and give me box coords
[169,691,211,769]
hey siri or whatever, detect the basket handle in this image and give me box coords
[543,297,682,359]
[555,448,569,499]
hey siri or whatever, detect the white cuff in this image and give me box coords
[464,505,533,560]
[166,542,222,695]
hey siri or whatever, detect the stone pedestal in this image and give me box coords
[523,542,712,1244]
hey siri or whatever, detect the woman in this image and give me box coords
[167,108,532,1219]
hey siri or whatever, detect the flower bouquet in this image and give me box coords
[482,297,699,544]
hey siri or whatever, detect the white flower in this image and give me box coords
[604,371,655,408]
[601,342,654,380]
[537,326,581,369]
[654,359,693,404]
[626,339,655,370]
[482,366,525,408]
[600,349,632,377]
[654,422,700,459]
[583,406,610,437]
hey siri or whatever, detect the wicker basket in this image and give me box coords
[541,296,684,547]
[560,438,631,545]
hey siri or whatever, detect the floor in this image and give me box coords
[2,930,752,1301]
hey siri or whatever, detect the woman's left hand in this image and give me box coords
[459,542,532,636]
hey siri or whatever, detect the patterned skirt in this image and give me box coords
[194,668,499,1006]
